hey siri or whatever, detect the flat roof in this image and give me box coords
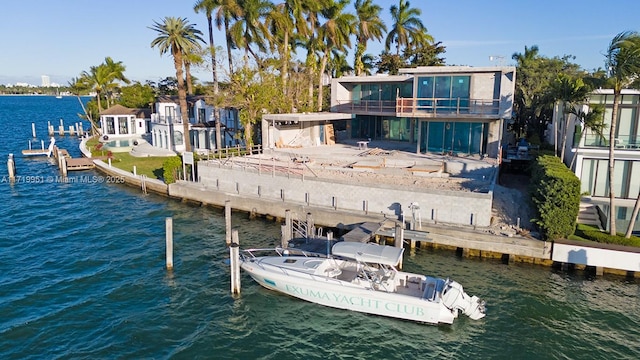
[399,65,516,74]
[263,112,353,122]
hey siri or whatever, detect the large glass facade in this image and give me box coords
[352,82,412,102]
[416,75,470,112]
[580,159,640,199]
[351,115,412,141]
[419,121,487,155]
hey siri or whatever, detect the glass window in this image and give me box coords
[580,159,595,195]
[118,116,128,134]
[130,119,136,134]
[106,117,115,134]
[614,160,627,198]
[470,123,484,154]
[453,122,470,153]
[399,82,413,97]
[174,130,184,145]
[629,162,640,199]
[621,95,639,104]
[617,108,636,143]
[427,122,444,153]
[417,77,434,110]
[594,159,608,197]
[352,84,361,102]
[435,77,451,98]
[589,95,605,104]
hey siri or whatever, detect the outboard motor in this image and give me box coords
[440,279,486,320]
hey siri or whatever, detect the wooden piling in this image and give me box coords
[60,156,68,177]
[306,213,314,239]
[31,123,36,138]
[230,230,241,294]
[7,154,15,181]
[48,121,54,136]
[395,223,404,269]
[133,165,137,176]
[282,209,292,248]
[225,200,231,245]
[166,217,174,270]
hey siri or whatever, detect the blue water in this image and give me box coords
[1,96,640,359]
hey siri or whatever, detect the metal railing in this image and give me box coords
[333,98,501,116]
[150,114,184,124]
[582,134,640,149]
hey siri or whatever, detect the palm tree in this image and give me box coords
[68,77,100,135]
[194,0,221,95]
[385,0,431,56]
[150,17,205,153]
[214,0,242,75]
[604,31,640,235]
[103,57,130,108]
[548,74,590,162]
[81,64,111,113]
[354,0,386,76]
[317,0,355,111]
[230,0,273,67]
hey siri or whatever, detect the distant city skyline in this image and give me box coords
[1,0,640,86]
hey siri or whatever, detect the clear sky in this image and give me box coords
[2,0,639,86]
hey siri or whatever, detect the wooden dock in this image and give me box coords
[53,145,95,171]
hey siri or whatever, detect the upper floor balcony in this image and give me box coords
[151,113,184,124]
[580,134,640,150]
[333,97,501,119]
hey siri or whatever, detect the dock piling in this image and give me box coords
[394,223,404,269]
[31,123,36,138]
[230,230,241,294]
[225,200,231,245]
[7,154,16,181]
[166,217,174,270]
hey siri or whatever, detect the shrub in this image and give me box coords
[162,156,182,184]
[530,155,581,240]
[574,224,640,247]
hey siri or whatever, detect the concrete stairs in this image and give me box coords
[577,202,603,230]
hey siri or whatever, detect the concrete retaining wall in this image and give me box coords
[552,239,640,272]
[196,160,493,226]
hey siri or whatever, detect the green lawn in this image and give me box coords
[86,137,168,180]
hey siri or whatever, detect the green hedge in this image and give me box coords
[162,156,183,184]
[530,155,581,240]
[573,224,640,247]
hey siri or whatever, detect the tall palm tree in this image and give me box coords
[150,17,205,153]
[81,64,111,113]
[604,31,640,235]
[194,0,221,95]
[214,0,242,75]
[230,0,273,67]
[103,57,130,108]
[317,0,355,111]
[68,76,100,135]
[353,0,386,76]
[548,73,590,162]
[385,0,430,56]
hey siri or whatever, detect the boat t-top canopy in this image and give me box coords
[332,242,404,266]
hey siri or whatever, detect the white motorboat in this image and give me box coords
[240,242,485,325]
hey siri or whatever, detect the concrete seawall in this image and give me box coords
[196,160,493,227]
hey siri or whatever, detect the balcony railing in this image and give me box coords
[396,97,500,116]
[151,114,184,124]
[582,134,640,150]
[333,98,501,116]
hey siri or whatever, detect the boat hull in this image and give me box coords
[241,261,457,325]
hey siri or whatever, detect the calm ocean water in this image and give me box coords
[0,95,639,359]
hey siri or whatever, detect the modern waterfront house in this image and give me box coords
[261,66,516,160]
[554,89,640,234]
[329,66,517,159]
[149,95,241,154]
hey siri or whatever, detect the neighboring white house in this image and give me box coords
[552,89,640,234]
[149,95,241,154]
[99,104,150,139]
